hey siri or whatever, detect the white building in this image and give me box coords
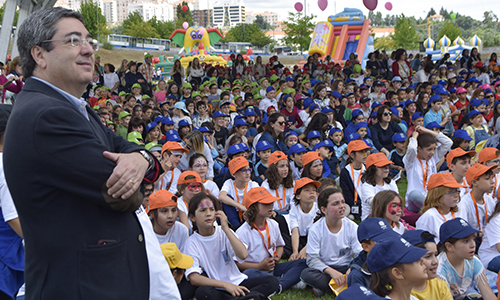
[127,2,175,22]
[102,0,118,24]
[246,11,278,26]
[116,0,134,23]
[212,0,245,28]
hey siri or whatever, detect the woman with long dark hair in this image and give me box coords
[258,113,289,154]
[392,48,412,82]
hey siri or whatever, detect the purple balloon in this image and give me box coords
[385,1,392,10]
[318,0,328,11]
[363,0,378,11]
[294,2,303,12]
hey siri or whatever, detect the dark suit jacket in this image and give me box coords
[4,78,150,299]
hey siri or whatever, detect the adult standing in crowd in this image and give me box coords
[392,48,412,83]
[4,7,160,299]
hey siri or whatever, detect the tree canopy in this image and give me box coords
[175,1,193,29]
[282,12,315,52]
[79,1,109,40]
[254,15,271,30]
[391,14,419,49]
[221,23,272,47]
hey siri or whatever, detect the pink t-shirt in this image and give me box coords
[154,91,166,102]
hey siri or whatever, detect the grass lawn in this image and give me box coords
[270,177,409,299]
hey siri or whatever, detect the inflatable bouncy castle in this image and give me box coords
[308,8,374,68]
[424,34,482,63]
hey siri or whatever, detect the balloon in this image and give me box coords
[199,28,204,35]
[294,2,303,12]
[384,2,392,10]
[246,48,253,55]
[182,5,188,12]
[363,0,378,11]
[182,22,189,29]
[450,13,456,20]
[318,0,327,11]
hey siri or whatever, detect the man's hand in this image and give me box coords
[103,151,148,199]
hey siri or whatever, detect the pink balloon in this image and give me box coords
[182,22,189,30]
[384,1,392,10]
[363,0,378,10]
[318,0,328,11]
[199,28,204,35]
[294,2,303,12]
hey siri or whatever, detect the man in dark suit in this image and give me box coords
[3,8,159,299]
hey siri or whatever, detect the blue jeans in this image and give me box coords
[243,259,307,291]
[487,255,500,273]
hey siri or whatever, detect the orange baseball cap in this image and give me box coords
[228,156,249,175]
[294,178,321,193]
[147,190,178,213]
[178,171,202,184]
[347,140,372,154]
[446,148,476,166]
[465,163,498,185]
[242,187,280,209]
[269,151,287,166]
[161,141,189,155]
[302,151,323,166]
[366,153,394,168]
[427,172,465,190]
[478,147,500,163]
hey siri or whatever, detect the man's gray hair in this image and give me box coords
[17,7,84,78]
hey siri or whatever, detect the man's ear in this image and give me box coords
[31,45,47,70]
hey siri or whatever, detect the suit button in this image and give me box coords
[138,234,144,242]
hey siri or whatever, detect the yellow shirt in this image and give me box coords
[411,278,453,300]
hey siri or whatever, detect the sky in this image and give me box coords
[244,0,497,24]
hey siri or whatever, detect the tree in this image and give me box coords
[438,20,462,42]
[124,20,159,46]
[250,29,272,47]
[254,15,271,30]
[123,11,143,32]
[282,12,315,52]
[175,1,193,29]
[426,8,437,18]
[392,14,419,49]
[374,35,396,50]
[221,23,271,47]
[79,1,109,41]
[149,17,176,39]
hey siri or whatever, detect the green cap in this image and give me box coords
[222,80,230,85]
[144,52,153,59]
[92,105,100,110]
[127,131,144,145]
[106,120,118,129]
[251,82,259,87]
[200,93,208,98]
[94,53,100,58]
[283,88,295,94]
[119,111,131,120]
[233,79,241,85]
[234,95,242,101]
[259,77,268,84]
[92,85,101,91]
[145,142,162,151]
[231,85,240,91]
[119,91,127,96]
[142,94,151,99]
[192,91,201,98]
[131,83,141,89]
[254,94,262,100]
[182,82,192,89]
[101,86,111,91]
[270,74,279,82]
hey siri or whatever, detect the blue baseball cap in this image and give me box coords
[212,111,228,118]
[284,130,298,141]
[199,126,213,134]
[370,111,377,118]
[345,92,354,98]
[392,132,406,143]
[438,80,448,86]
[427,94,442,107]
[468,77,480,83]
[165,130,181,142]
[146,122,158,133]
[234,118,249,127]
[402,230,435,246]
[227,143,249,155]
[313,140,335,151]
[450,87,457,93]
[285,76,294,81]
[439,218,479,245]
[412,112,423,120]
[357,218,398,243]
[425,121,444,130]
[469,109,482,119]
[437,87,450,95]
[309,104,320,112]
[371,101,382,110]
[390,106,400,116]
[289,143,307,155]
[266,86,275,93]
[453,129,472,141]
[154,115,163,123]
[485,88,494,95]
[178,119,190,127]
[329,127,342,136]
[336,284,385,300]
[303,97,313,109]
[160,101,170,107]
[307,130,322,140]
[347,132,361,142]
[244,108,256,116]
[355,122,368,131]
[405,99,416,107]
[331,91,342,99]
[345,78,355,84]
[256,140,272,152]
[262,116,268,124]
[166,94,178,100]
[352,109,364,119]
[367,236,428,273]
[321,106,333,114]
[161,116,174,125]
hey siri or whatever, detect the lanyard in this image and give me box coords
[234,182,247,222]
[253,221,277,257]
[160,170,175,190]
[275,186,286,211]
[417,158,429,190]
[471,193,487,231]
[437,208,455,222]
[350,164,362,205]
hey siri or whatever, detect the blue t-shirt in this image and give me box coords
[437,253,485,300]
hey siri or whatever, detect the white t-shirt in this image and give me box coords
[184,226,247,285]
[155,168,182,195]
[221,179,260,206]
[289,202,319,236]
[0,153,18,222]
[358,180,399,220]
[460,193,495,232]
[204,180,220,199]
[136,205,181,300]
[259,97,278,112]
[103,72,120,93]
[416,207,467,243]
[479,213,500,268]
[392,221,406,234]
[155,221,189,251]
[306,217,362,267]
[236,220,285,263]
[261,180,295,212]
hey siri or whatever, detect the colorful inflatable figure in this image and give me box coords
[170,26,224,55]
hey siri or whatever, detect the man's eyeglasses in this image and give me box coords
[42,35,99,51]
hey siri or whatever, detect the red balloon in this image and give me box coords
[384,2,392,10]
[294,2,303,12]
[363,0,378,10]
[318,0,328,11]
[182,5,188,12]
